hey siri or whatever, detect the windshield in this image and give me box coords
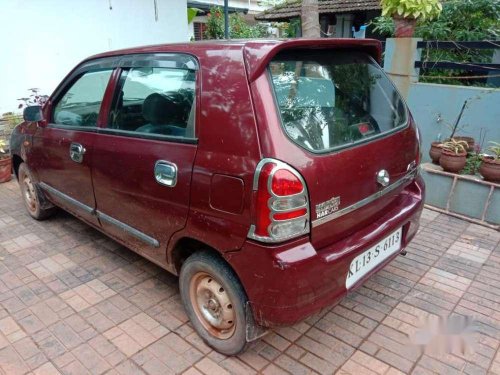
[269,50,407,152]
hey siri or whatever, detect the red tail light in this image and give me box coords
[248,159,310,243]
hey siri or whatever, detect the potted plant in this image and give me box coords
[479,142,500,183]
[431,100,475,160]
[429,141,443,164]
[439,138,468,173]
[0,139,12,183]
[381,0,442,37]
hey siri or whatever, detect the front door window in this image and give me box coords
[53,69,113,127]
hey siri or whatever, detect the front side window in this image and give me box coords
[53,69,112,127]
[269,50,407,152]
[109,67,196,138]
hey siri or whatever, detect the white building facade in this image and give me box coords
[0,0,188,114]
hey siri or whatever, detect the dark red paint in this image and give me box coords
[11,39,424,327]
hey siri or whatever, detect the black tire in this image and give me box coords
[18,163,56,220]
[179,251,254,355]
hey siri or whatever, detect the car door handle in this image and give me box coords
[69,142,86,163]
[154,160,177,187]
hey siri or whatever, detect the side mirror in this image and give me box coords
[23,106,44,122]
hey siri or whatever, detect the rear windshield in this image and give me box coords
[269,50,407,153]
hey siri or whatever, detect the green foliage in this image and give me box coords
[230,13,268,38]
[372,0,500,86]
[460,152,483,175]
[205,7,268,39]
[381,0,442,20]
[283,18,301,37]
[487,141,500,159]
[0,113,21,156]
[205,7,225,39]
[441,138,468,154]
[417,0,500,40]
[418,0,500,86]
[374,0,500,39]
[372,15,395,37]
[187,8,201,24]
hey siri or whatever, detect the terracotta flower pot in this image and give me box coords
[439,149,467,173]
[393,16,417,37]
[451,136,475,153]
[0,156,12,183]
[479,156,500,183]
[429,142,442,164]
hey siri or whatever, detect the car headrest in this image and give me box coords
[142,91,193,127]
[142,93,174,125]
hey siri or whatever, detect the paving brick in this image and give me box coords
[195,357,231,375]
[71,343,110,374]
[274,354,313,375]
[0,345,30,374]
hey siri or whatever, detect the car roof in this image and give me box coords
[87,38,382,82]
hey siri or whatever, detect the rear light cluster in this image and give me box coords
[248,159,310,243]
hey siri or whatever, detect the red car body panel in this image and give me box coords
[11,39,424,328]
[28,127,100,226]
[228,176,424,326]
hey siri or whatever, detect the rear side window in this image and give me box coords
[53,69,112,127]
[269,50,407,152]
[109,67,195,138]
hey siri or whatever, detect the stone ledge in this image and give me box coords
[422,162,500,188]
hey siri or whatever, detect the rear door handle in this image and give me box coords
[154,160,177,187]
[69,142,86,163]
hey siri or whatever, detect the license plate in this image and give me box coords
[346,228,402,289]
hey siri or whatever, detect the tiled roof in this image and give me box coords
[255,0,381,21]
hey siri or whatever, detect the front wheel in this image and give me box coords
[179,251,254,355]
[18,163,56,220]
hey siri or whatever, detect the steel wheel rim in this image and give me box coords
[23,175,37,213]
[189,272,236,339]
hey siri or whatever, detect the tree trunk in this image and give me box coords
[301,0,320,38]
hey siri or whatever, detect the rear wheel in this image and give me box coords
[179,251,254,355]
[18,163,56,220]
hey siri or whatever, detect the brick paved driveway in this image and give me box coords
[0,179,499,375]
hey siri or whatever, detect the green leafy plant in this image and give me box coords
[187,7,201,24]
[381,0,442,20]
[284,18,301,37]
[371,15,395,36]
[441,138,468,154]
[205,7,268,39]
[460,152,482,175]
[486,141,500,160]
[373,0,500,86]
[205,7,225,39]
[0,139,7,159]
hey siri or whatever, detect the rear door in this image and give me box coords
[263,49,420,249]
[30,63,114,225]
[91,54,198,262]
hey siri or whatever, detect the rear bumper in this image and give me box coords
[227,176,425,327]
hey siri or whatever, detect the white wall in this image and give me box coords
[0,0,188,115]
[190,0,266,14]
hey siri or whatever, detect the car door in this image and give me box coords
[91,54,198,262]
[30,60,115,225]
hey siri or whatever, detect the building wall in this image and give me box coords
[408,83,500,163]
[0,0,188,115]
[189,0,266,14]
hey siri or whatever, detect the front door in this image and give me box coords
[30,67,114,225]
[91,54,199,263]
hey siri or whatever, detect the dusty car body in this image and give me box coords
[11,38,424,354]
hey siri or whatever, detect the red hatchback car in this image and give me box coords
[11,39,424,354]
